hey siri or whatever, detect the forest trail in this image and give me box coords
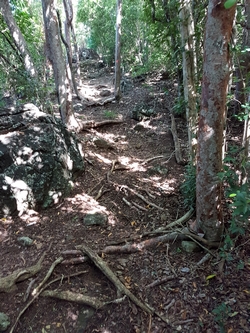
[0,61,249,333]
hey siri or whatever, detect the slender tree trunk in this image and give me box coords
[179,0,197,163]
[241,0,250,183]
[0,0,37,78]
[196,0,236,242]
[234,0,250,112]
[64,0,82,85]
[41,0,78,130]
[114,0,122,100]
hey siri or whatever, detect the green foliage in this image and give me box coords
[77,0,116,64]
[172,95,186,116]
[212,302,231,333]
[0,0,45,103]
[224,0,237,10]
[218,145,250,260]
[180,163,196,209]
[103,110,117,119]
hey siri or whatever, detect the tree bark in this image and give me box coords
[196,0,236,242]
[114,0,122,100]
[41,0,79,130]
[0,0,37,78]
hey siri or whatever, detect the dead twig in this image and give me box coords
[141,155,164,165]
[140,208,194,237]
[32,256,64,296]
[131,201,148,211]
[145,275,175,289]
[61,256,88,265]
[123,185,164,211]
[23,278,38,302]
[197,253,212,266]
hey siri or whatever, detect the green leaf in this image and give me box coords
[224,0,237,9]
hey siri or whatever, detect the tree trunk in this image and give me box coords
[0,0,37,78]
[114,0,122,100]
[41,0,78,130]
[241,0,250,183]
[64,0,82,85]
[196,0,236,242]
[179,0,197,163]
[234,0,250,112]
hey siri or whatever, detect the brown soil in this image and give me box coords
[0,62,249,333]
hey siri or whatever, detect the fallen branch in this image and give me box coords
[0,252,46,293]
[77,245,171,325]
[79,119,123,131]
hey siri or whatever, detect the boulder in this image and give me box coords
[0,103,84,216]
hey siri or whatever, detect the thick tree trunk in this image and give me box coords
[196,0,236,242]
[41,0,78,130]
[179,0,197,163]
[114,0,122,100]
[0,0,37,78]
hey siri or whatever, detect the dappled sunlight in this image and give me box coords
[63,193,117,226]
[91,152,113,165]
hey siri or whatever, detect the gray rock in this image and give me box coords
[0,103,84,217]
[181,240,201,253]
[0,312,10,332]
[93,138,114,150]
[83,213,108,226]
[99,89,111,97]
[17,236,33,246]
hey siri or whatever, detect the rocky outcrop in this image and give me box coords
[0,103,84,216]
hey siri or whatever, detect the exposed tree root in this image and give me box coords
[9,269,87,333]
[41,290,127,308]
[41,290,106,309]
[0,252,46,293]
[101,232,184,254]
[108,208,194,245]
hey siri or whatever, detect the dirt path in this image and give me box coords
[0,62,249,333]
